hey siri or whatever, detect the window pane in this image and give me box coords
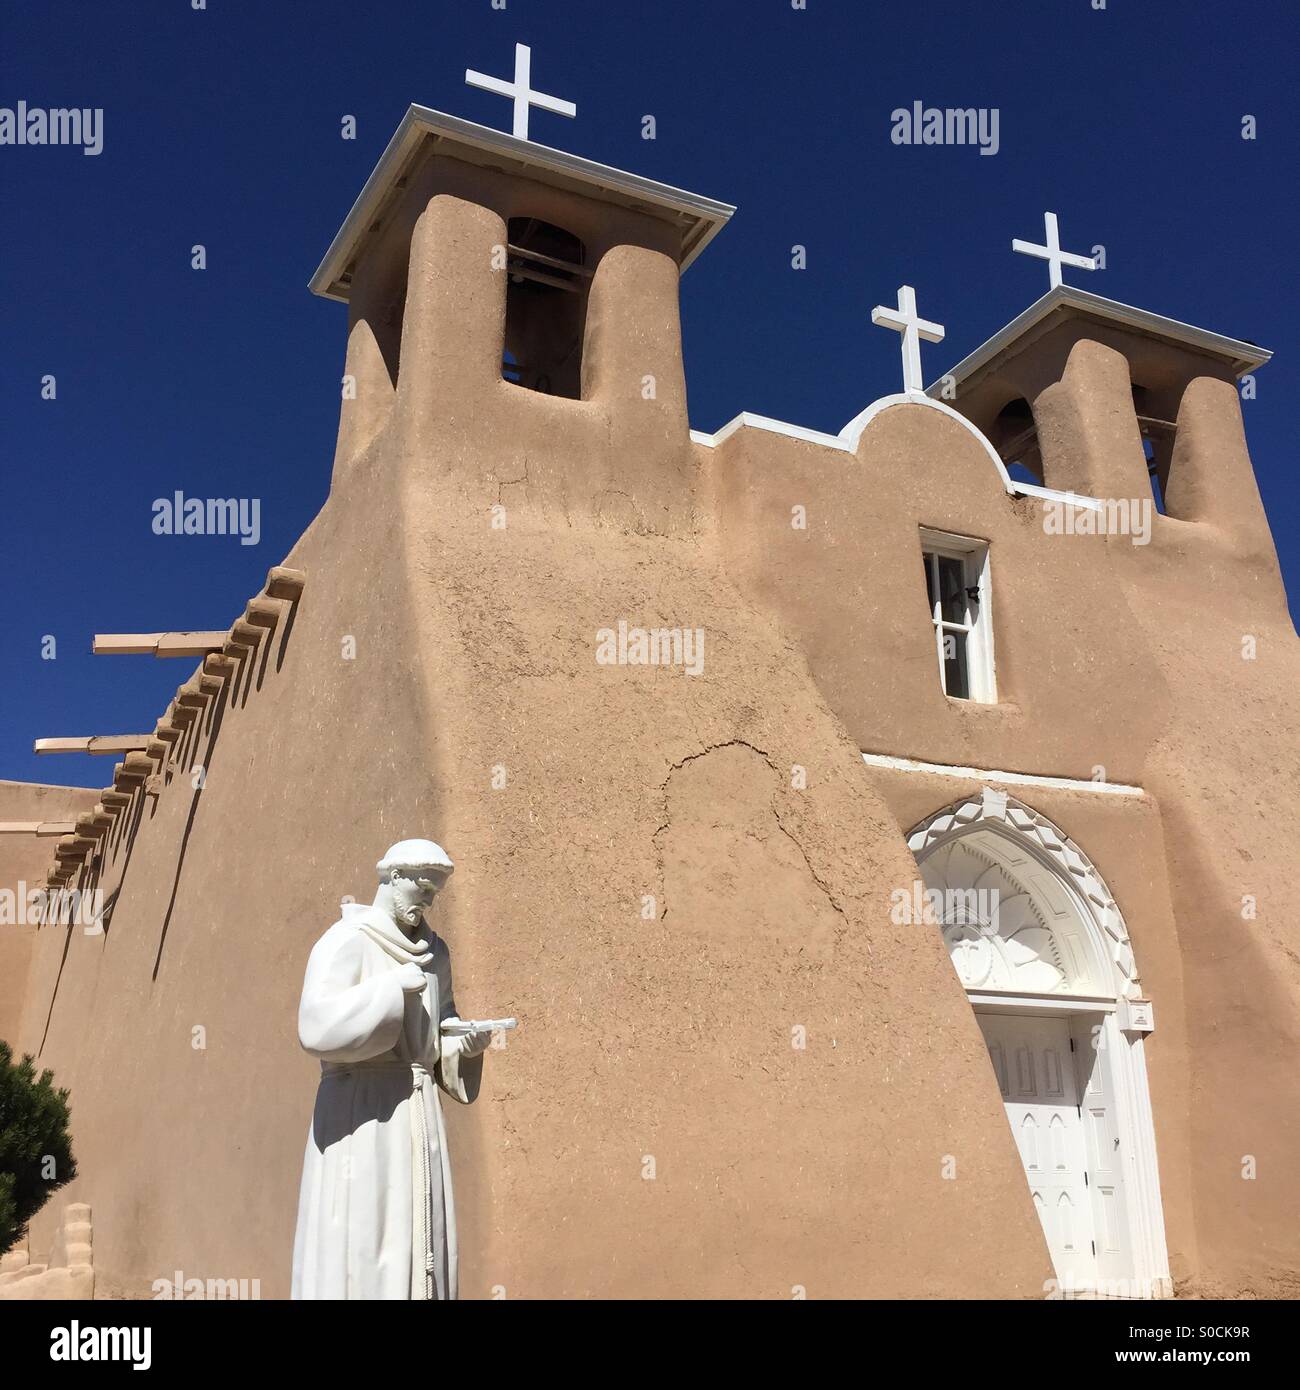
[924,552,936,608]
[938,555,967,624]
[943,628,970,700]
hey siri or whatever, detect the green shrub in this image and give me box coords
[0,1041,77,1256]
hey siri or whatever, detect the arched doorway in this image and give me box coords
[909,788,1171,1298]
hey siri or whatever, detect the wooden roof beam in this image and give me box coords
[34,735,153,756]
[93,632,227,657]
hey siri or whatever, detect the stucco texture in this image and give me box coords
[8,168,1297,1299]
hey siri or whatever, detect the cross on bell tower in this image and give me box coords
[464,42,577,141]
[871,285,945,394]
[1012,211,1097,291]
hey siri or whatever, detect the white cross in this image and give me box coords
[1012,211,1097,290]
[464,43,577,142]
[871,285,945,394]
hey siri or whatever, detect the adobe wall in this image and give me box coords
[9,174,1295,1298]
[15,428,451,1297]
[863,769,1201,1289]
[0,781,98,1049]
[371,193,1051,1293]
[391,520,1053,1298]
[709,343,1300,1296]
[707,397,1169,784]
[953,316,1240,445]
[11,189,1055,1299]
[1120,484,1300,1297]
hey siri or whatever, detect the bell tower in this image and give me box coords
[934,283,1275,565]
[310,74,733,535]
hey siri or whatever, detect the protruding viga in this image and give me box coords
[265,566,307,602]
[119,753,155,780]
[245,599,281,630]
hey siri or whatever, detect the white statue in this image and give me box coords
[291,839,506,1300]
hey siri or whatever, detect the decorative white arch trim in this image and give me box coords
[837,391,1014,491]
[907,784,1171,1297]
[907,786,1140,1000]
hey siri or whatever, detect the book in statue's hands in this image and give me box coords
[440,1016,518,1036]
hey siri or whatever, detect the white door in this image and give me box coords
[1070,1015,1131,1286]
[978,1012,1096,1288]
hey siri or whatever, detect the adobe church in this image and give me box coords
[1,49,1297,1300]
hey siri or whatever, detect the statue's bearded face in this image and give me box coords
[390,870,444,927]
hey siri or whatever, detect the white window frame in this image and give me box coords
[920,528,996,703]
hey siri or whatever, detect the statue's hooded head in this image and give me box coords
[376,839,455,929]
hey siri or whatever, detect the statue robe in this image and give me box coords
[291,903,482,1300]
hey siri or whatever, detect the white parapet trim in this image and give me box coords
[689,413,851,452]
[689,399,1110,512]
[837,391,1012,491]
[861,751,1144,797]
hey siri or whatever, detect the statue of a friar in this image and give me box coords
[291,840,506,1300]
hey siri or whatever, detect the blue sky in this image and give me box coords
[2,0,1296,789]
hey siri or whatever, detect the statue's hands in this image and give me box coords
[396,962,427,994]
[459,1027,493,1058]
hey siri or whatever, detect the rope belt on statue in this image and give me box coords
[409,1062,435,1301]
[323,1058,437,1299]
